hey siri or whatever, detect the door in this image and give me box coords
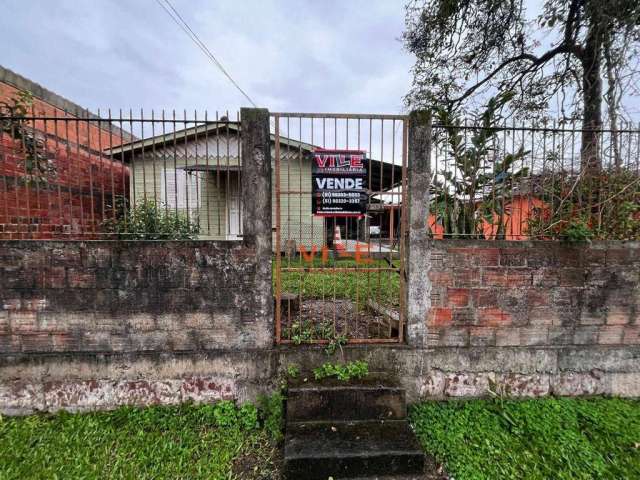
[227,173,243,239]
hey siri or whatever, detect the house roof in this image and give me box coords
[105,121,316,160]
[105,122,404,191]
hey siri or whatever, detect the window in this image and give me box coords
[161,168,201,216]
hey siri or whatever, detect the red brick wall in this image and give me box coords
[0,82,126,151]
[0,82,130,238]
[427,241,640,349]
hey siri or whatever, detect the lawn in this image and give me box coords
[411,397,640,480]
[0,400,282,480]
[275,256,401,307]
[3,396,639,479]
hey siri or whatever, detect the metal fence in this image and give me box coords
[3,109,637,243]
[272,112,408,344]
[0,110,241,239]
[429,120,640,241]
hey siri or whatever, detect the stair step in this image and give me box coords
[284,420,425,480]
[287,374,406,422]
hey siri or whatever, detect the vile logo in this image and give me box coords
[314,153,364,169]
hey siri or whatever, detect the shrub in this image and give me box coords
[103,198,200,240]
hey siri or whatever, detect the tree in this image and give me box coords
[403,0,640,170]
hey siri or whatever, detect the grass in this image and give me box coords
[3,396,640,479]
[410,397,640,480]
[275,257,401,307]
[0,400,282,480]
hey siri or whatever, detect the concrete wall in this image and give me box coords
[2,240,639,414]
[0,240,274,414]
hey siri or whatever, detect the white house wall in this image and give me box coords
[129,133,324,246]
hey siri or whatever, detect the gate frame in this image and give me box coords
[272,112,409,345]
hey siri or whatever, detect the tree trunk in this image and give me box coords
[604,29,625,170]
[580,16,604,174]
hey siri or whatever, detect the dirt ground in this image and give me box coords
[280,299,398,340]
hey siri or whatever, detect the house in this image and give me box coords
[107,120,402,248]
[0,65,131,238]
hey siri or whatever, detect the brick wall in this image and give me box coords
[0,74,130,150]
[1,76,130,239]
[0,240,273,414]
[0,136,129,238]
[282,240,640,401]
[426,241,639,349]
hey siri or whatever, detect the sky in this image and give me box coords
[0,0,413,116]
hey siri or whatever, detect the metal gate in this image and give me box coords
[272,113,408,345]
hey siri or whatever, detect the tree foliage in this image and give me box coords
[404,0,640,168]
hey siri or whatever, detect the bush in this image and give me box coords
[103,198,200,240]
[527,168,640,241]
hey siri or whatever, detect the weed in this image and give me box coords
[256,392,284,442]
[286,364,300,379]
[313,360,369,381]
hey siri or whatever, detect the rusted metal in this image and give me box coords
[271,112,410,345]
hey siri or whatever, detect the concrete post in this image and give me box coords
[240,108,273,346]
[406,110,432,348]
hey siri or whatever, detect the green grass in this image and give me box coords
[0,400,282,480]
[275,257,401,307]
[410,397,640,480]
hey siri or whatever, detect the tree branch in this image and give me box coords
[450,44,571,105]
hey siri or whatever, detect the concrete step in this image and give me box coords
[286,374,406,423]
[283,420,425,480]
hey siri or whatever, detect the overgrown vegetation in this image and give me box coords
[286,319,348,355]
[313,360,369,381]
[429,94,640,242]
[0,90,55,184]
[430,94,529,239]
[103,198,200,240]
[0,398,284,479]
[256,392,285,443]
[528,167,640,241]
[411,397,640,480]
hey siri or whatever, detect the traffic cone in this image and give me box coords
[333,225,345,252]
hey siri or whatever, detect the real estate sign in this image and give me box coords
[310,149,368,216]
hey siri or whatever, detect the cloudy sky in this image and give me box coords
[1,0,413,115]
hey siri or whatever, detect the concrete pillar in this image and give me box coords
[240,108,273,346]
[406,110,432,348]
